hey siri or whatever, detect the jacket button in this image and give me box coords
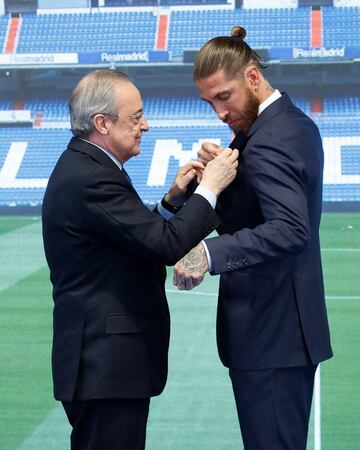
[226,262,232,269]
[242,259,248,265]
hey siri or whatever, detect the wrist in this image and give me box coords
[161,194,183,214]
[198,181,220,198]
[165,191,186,207]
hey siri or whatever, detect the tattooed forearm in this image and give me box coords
[178,243,208,274]
[174,243,208,290]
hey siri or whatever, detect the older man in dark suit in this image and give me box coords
[174,28,333,450]
[42,69,239,450]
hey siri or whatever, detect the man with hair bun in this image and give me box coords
[174,27,332,450]
[42,69,239,450]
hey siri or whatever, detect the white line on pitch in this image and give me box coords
[0,221,46,292]
[166,289,360,300]
[166,289,360,301]
[314,366,321,450]
[321,248,360,252]
[166,289,217,297]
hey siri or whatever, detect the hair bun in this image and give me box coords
[231,26,247,40]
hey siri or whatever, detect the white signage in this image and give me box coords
[0,53,79,65]
[0,110,31,123]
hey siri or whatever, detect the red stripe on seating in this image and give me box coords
[157,15,168,50]
[13,100,24,109]
[311,10,322,48]
[311,97,323,113]
[5,17,20,53]
[34,114,44,127]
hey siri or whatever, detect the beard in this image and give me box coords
[226,88,260,134]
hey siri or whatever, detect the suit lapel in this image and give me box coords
[67,137,133,188]
[229,129,248,154]
[68,137,120,171]
[247,92,294,139]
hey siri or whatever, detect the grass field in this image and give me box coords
[0,213,359,450]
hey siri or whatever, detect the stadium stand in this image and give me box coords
[104,0,228,5]
[0,14,9,50]
[0,95,312,120]
[168,8,310,58]
[0,100,12,110]
[322,6,360,47]
[160,0,229,4]
[1,111,359,205]
[0,5,359,207]
[105,1,157,5]
[6,94,360,121]
[0,7,358,57]
[17,11,157,53]
[324,96,360,116]
[23,98,69,122]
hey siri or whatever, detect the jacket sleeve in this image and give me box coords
[83,167,220,266]
[205,136,311,275]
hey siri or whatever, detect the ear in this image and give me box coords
[244,65,260,92]
[93,114,109,135]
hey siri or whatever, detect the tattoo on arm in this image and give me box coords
[180,244,208,274]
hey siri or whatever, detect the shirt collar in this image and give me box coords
[258,89,282,116]
[80,138,123,170]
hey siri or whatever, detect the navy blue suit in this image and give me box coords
[205,93,332,449]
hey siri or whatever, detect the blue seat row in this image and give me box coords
[1,95,359,121]
[0,7,357,55]
[17,11,157,53]
[0,121,359,206]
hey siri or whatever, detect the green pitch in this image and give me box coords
[0,213,359,450]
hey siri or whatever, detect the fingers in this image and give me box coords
[173,265,204,291]
[173,264,190,290]
[199,146,239,195]
[228,149,239,173]
[229,148,239,162]
[173,263,180,286]
[202,141,221,154]
[196,169,203,184]
[198,156,208,165]
[181,168,197,184]
[180,160,205,174]
[215,148,239,174]
[198,141,222,163]
[216,147,238,161]
[169,160,205,198]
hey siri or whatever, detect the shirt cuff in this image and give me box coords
[201,240,213,272]
[157,202,176,220]
[194,185,217,209]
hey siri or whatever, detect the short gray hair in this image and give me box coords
[69,69,130,138]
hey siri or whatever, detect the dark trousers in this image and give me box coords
[62,398,150,450]
[229,365,317,450]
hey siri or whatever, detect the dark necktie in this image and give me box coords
[122,168,132,185]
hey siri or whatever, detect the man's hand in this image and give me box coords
[166,160,205,206]
[198,141,223,166]
[173,243,209,290]
[199,148,239,197]
[197,142,223,183]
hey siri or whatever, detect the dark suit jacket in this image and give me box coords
[42,137,220,401]
[205,93,333,370]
